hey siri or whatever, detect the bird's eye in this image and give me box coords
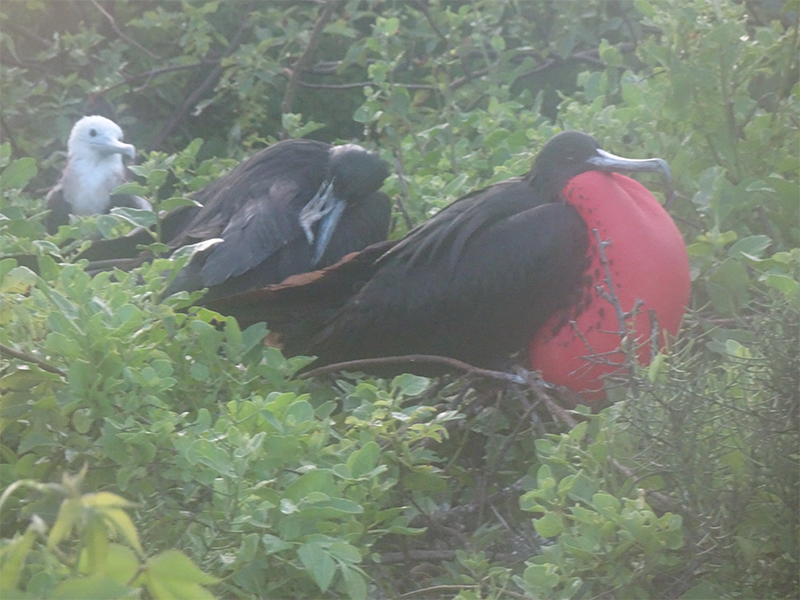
[89,129,97,137]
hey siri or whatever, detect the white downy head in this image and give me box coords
[62,115,136,214]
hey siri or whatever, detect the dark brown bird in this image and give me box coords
[79,139,391,301]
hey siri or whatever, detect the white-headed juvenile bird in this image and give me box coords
[45,115,151,233]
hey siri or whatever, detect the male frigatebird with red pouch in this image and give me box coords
[204,132,690,399]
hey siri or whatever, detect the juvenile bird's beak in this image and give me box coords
[299,179,347,266]
[110,140,136,160]
[95,137,136,160]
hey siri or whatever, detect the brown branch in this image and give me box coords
[90,0,161,59]
[298,353,527,384]
[280,0,340,134]
[0,343,66,377]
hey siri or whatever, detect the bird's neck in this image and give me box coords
[63,152,126,215]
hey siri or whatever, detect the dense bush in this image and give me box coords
[1,0,797,598]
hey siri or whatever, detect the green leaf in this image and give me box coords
[728,235,772,259]
[160,196,201,212]
[112,183,149,196]
[0,528,37,590]
[0,266,38,294]
[284,469,335,502]
[347,441,380,478]
[592,492,621,515]
[341,564,367,600]
[50,575,134,600]
[533,512,565,538]
[390,374,430,396]
[0,157,37,190]
[110,207,157,229]
[140,550,218,600]
[48,497,82,549]
[762,274,799,300]
[298,542,336,592]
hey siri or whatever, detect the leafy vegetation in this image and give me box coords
[1,0,797,598]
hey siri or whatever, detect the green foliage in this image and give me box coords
[0,466,217,599]
[517,418,685,599]
[1,0,797,598]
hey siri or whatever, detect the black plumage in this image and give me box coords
[81,139,391,301]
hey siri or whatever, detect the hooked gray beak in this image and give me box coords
[586,149,673,204]
[97,137,136,160]
[587,149,672,184]
[299,179,347,266]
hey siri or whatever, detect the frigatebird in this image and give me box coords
[45,116,151,234]
[79,139,392,301]
[204,131,690,397]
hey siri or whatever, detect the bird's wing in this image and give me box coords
[163,141,331,288]
[44,183,71,234]
[196,177,307,287]
[201,239,397,342]
[380,177,529,271]
[307,200,590,367]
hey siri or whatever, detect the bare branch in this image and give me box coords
[90,0,161,60]
[298,353,527,384]
[0,343,66,377]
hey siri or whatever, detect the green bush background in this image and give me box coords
[1,1,797,598]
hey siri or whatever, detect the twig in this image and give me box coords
[521,372,579,428]
[611,459,689,516]
[90,0,161,59]
[592,228,645,395]
[391,149,415,231]
[298,353,527,384]
[0,343,66,377]
[649,308,660,363]
[91,61,218,96]
[280,0,340,133]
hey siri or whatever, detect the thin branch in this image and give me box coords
[280,0,340,133]
[92,61,217,97]
[298,353,527,384]
[0,343,66,377]
[90,0,161,59]
[649,308,660,363]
